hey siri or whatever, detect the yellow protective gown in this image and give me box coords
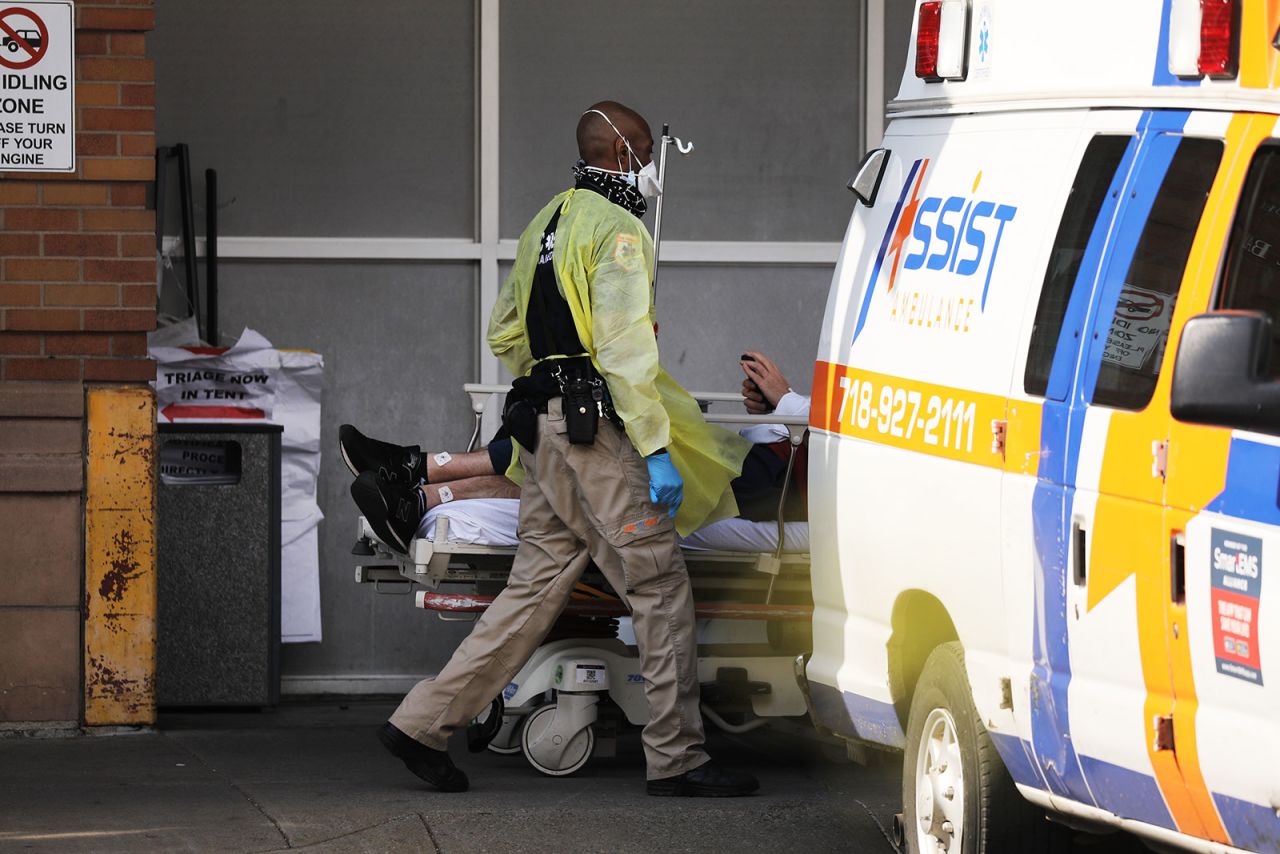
[488,188,750,536]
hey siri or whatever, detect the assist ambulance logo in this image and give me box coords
[852,158,1017,342]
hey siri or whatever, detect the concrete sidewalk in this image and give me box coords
[0,701,902,853]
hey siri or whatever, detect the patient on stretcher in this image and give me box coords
[343,351,809,554]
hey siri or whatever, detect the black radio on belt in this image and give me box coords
[563,374,602,445]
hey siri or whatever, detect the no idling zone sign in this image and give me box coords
[0,2,74,172]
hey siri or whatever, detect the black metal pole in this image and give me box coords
[154,146,170,255]
[205,168,218,348]
[176,143,201,340]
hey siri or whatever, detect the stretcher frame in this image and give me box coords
[355,385,812,612]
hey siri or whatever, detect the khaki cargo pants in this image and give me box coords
[390,397,709,780]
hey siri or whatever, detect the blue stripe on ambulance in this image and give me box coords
[1078,756,1181,829]
[992,731,1182,831]
[1205,437,1280,526]
[988,732,1045,789]
[1027,118,1145,808]
[807,682,906,748]
[1214,792,1280,853]
[1029,113,1190,826]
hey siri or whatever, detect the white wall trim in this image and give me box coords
[164,236,840,265]
[164,236,485,261]
[281,674,429,697]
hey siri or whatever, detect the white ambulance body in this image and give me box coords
[806,2,1280,852]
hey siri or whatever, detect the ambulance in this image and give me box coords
[804,1,1280,851]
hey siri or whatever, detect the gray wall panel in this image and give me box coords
[215,262,477,680]
[500,1,862,243]
[654,265,831,397]
[154,0,475,237]
[885,0,915,104]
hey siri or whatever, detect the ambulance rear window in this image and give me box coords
[1219,144,1280,377]
[1024,136,1130,398]
[1092,137,1223,411]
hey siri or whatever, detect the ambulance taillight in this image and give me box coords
[1168,0,1238,80]
[1198,0,1236,77]
[915,0,968,82]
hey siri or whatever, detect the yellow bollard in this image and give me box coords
[84,387,157,726]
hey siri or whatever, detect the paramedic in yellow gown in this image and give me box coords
[374,101,758,797]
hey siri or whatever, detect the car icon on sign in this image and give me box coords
[3,29,42,52]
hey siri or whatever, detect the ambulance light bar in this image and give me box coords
[1168,0,1238,80]
[915,0,969,82]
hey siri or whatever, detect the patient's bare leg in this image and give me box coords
[421,474,519,510]
[425,448,498,483]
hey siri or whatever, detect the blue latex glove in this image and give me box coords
[645,451,683,519]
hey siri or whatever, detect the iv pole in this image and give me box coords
[650,123,694,301]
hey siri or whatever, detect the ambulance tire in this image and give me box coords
[903,642,1068,854]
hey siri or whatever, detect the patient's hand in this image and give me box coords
[741,351,791,411]
[742,378,772,415]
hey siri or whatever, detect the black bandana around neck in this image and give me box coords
[572,160,647,219]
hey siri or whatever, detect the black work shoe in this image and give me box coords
[351,470,423,554]
[646,761,760,797]
[378,722,469,792]
[338,424,426,486]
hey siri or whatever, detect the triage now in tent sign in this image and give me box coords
[0,2,74,172]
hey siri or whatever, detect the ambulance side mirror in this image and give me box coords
[1171,310,1280,436]
[848,148,890,207]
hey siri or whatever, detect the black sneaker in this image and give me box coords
[338,424,426,486]
[350,470,423,554]
[646,761,759,797]
[378,722,469,792]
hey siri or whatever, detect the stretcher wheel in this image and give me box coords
[520,702,594,776]
[486,713,524,754]
[472,699,524,755]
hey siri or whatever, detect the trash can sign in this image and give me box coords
[156,366,275,422]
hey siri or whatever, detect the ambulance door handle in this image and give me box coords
[1171,532,1186,605]
[1072,520,1087,587]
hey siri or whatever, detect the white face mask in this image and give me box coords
[583,108,663,199]
[636,159,662,199]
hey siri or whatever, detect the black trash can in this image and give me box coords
[156,422,282,707]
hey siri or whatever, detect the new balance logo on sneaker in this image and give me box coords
[350,470,424,554]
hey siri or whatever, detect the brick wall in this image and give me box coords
[0,2,157,727]
[0,0,157,380]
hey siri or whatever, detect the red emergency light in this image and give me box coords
[1199,0,1236,78]
[915,2,942,80]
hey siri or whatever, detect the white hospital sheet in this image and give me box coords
[416,498,808,553]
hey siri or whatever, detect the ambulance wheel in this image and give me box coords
[520,702,595,777]
[903,642,1066,854]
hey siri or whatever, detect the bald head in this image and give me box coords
[577,101,654,171]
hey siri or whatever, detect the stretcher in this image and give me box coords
[353,384,812,776]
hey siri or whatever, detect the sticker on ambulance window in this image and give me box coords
[1211,529,1264,685]
[1102,283,1175,371]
